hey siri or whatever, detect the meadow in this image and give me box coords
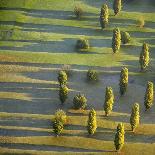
[0,0,155,154]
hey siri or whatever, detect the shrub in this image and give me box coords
[137,17,145,28]
[114,123,125,151]
[100,4,109,29]
[130,103,140,132]
[76,38,90,50]
[74,5,83,19]
[54,109,67,124]
[59,85,69,104]
[87,109,97,135]
[52,110,67,136]
[144,81,154,111]
[58,70,68,86]
[113,0,122,15]
[112,28,121,53]
[104,87,114,116]
[121,31,131,44]
[87,69,98,82]
[139,42,149,71]
[119,67,128,96]
[73,94,87,110]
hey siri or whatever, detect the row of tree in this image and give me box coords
[57,68,154,111]
[100,0,122,29]
[52,103,139,151]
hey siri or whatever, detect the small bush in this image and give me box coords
[76,38,90,50]
[74,5,83,19]
[54,109,67,124]
[87,69,98,82]
[121,31,131,44]
[137,17,145,28]
[73,94,87,110]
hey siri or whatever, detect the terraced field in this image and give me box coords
[0,0,155,154]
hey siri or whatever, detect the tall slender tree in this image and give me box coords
[57,71,68,86]
[100,4,109,29]
[119,67,128,96]
[104,87,114,116]
[130,103,140,132]
[114,123,125,151]
[112,28,121,53]
[59,85,69,104]
[113,0,122,15]
[87,109,97,135]
[144,81,154,111]
[139,42,150,71]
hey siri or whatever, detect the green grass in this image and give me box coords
[0,0,155,154]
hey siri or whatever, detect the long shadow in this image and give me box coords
[0,7,97,20]
[0,21,111,37]
[0,39,75,53]
[1,39,112,54]
[0,143,108,152]
[0,119,51,129]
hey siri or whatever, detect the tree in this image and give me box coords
[112,28,121,53]
[144,81,154,111]
[114,123,125,151]
[74,5,83,19]
[73,94,87,110]
[59,85,69,104]
[100,4,109,29]
[119,67,128,96]
[104,87,114,116]
[52,110,67,136]
[53,118,64,136]
[130,103,140,132]
[113,0,122,15]
[139,43,149,71]
[58,71,68,86]
[87,69,98,82]
[87,109,97,135]
[76,38,90,50]
[121,31,131,44]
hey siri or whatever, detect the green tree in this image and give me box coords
[87,69,98,82]
[76,38,89,50]
[121,31,131,44]
[58,71,68,86]
[139,42,150,71]
[119,67,128,96]
[73,94,87,110]
[59,85,69,104]
[112,28,121,53]
[87,109,97,135]
[113,0,122,15]
[53,118,64,136]
[74,5,83,19]
[130,103,140,132]
[100,4,109,29]
[114,123,125,151]
[52,110,67,136]
[144,81,154,111]
[104,87,114,116]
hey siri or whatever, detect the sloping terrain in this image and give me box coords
[0,0,155,154]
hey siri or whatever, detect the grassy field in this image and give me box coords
[0,0,155,154]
